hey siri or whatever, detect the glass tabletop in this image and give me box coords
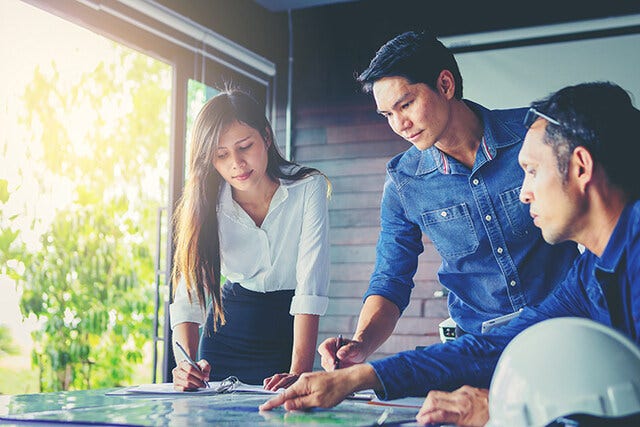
[0,388,422,426]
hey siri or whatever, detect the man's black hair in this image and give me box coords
[357,30,463,99]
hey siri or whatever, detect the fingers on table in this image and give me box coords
[259,389,291,411]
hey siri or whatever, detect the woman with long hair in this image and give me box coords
[169,88,330,390]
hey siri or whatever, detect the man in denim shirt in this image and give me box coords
[316,30,578,370]
[260,82,640,423]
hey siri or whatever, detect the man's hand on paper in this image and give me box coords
[317,337,368,371]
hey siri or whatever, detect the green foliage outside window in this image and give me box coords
[9,45,171,392]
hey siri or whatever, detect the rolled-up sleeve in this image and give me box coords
[291,175,330,315]
[169,278,207,329]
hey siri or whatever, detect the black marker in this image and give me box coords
[334,334,344,369]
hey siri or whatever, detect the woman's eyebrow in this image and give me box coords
[232,135,252,145]
[217,135,252,150]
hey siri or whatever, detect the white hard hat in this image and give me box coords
[487,317,640,427]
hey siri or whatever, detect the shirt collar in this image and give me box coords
[415,100,523,176]
[468,100,522,151]
[218,181,243,221]
[595,201,637,273]
[217,173,311,220]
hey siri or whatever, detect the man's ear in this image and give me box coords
[571,146,594,192]
[438,70,456,100]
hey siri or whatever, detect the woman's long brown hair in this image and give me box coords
[171,89,328,331]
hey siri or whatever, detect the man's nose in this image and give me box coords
[392,113,411,133]
[519,185,532,204]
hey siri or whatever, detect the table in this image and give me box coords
[0,388,424,426]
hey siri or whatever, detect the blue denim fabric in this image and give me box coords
[370,200,640,400]
[364,101,579,334]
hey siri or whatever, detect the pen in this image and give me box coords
[374,408,392,425]
[334,334,344,369]
[175,341,209,388]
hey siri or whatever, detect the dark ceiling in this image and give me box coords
[286,0,640,38]
[253,0,358,12]
[282,0,640,101]
[158,0,640,102]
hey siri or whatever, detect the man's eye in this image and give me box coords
[401,101,412,109]
[526,168,536,176]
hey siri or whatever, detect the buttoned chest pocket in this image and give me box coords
[499,187,535,239]
[421,203,479,258]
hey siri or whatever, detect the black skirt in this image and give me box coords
[199,281,294,385]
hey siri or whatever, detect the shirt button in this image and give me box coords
[497,247,504,254]
[510,280,517,287]
[485,215,492,221]
[472,179,479,185]
[441,211,447,217]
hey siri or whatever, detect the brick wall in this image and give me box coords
[293,98,449,368]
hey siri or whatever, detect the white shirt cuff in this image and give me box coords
[289,295,329,316]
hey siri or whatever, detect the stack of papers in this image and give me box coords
[108,382,377,401]
[107,381,277,396]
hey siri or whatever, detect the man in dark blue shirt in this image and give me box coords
[260,82,640,424]
[415,81,640,425]
[316,29,577,371]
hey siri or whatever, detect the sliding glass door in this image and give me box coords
[0,0,276,391]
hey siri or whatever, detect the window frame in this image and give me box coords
[21,0,277,382]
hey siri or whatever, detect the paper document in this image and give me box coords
[108,381,377,399]
[368,396,424,408]
[128,382,233,395]
[107,377,279,396]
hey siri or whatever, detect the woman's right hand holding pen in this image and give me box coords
[317,335,368,371]
[172,358,211,391]
[172,340,211,391]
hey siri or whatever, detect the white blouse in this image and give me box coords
[170,173,330,329]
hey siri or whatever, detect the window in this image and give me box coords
[1,0,276,389]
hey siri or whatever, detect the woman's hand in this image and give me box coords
[263,372,300,391]
[172,359,211,391]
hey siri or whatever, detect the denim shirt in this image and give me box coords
[364,101,579,334]
[369,199,640,400]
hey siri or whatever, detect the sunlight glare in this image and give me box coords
[0,0,143,369]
